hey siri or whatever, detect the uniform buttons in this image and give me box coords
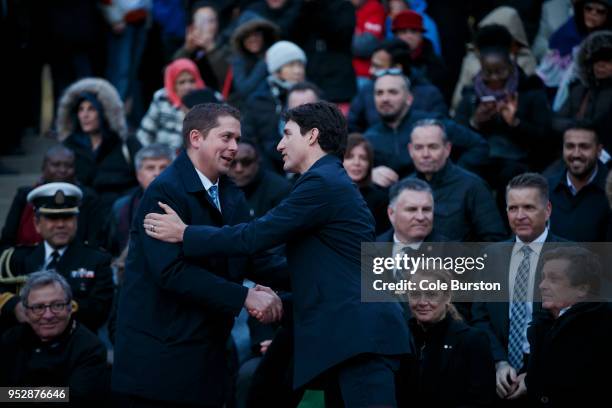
[540,396,549,404]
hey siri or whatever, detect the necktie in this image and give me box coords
[508,245,532,370]
[47,250,61,271]
[208,185,221,211]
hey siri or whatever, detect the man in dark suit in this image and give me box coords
[145,102,411,407]
[111,103,284,408]
[471,173,567,402]
[0,182,113,334]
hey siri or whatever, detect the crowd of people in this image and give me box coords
[2,0,612,407]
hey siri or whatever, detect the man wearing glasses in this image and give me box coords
[0,182,113,334]
[0,270,109,404]
[229,141,291,219]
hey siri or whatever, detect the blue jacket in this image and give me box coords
[182,154,412,388]
[112,151,284,404]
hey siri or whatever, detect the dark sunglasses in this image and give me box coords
[230,157,257,168]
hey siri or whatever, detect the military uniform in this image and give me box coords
[0,182,113,333]
[0,242,113,332]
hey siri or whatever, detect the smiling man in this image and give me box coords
[112,103,283,408]
[0,271,109,404]
[546,123,611,241]
[0,182,113,334]
[471,173,568,403]
[144,101,411,407]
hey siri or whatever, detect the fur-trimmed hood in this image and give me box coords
[576,30,612,86]
[231,13,280,57]
[56,77,127,142]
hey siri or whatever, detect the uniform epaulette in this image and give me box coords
[0,247,27,285]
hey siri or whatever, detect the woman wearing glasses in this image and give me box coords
[395,269,496,407]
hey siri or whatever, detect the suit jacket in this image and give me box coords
[0,240,113,333]
[525,303,612,407]
[182,154,412,388]
[470,233,568,362]
[111,151,284,405]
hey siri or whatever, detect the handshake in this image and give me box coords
[244,285,283,324]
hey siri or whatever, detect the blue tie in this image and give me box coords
[208,185,221,211]
[508,245,532,370]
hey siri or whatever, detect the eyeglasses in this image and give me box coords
[25,301,70,316]
[230,157,257,168]
[584,4,608,15]
[373,68,403,78]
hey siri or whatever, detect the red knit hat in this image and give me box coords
[392,10,425,32]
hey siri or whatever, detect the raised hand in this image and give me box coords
[144,202,186,243]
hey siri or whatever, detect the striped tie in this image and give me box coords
[508,245,532,370]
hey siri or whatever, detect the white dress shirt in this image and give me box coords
[44,241,68,269]
[195,168,221,211]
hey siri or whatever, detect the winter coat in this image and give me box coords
[229,15,280,102]
[554,30,612,153]
[56,78,140,209]
[352,0,386,78]
[451,6,538,112]
[455,69,553,169]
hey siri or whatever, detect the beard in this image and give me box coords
[379,108,404,124]
[567,158,597,179]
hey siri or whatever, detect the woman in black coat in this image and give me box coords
[397,269,496,407]
[343,133,390,234]
[56,78,140,214]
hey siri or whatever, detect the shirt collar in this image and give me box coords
[393,233,423,250]
[513,228,548,256]
[194,167,219,193]
[44,241,67,261]
[566,165,598,195]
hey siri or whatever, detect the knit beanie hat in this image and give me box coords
[266,41,307,74]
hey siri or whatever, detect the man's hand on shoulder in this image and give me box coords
[144,202,186,243]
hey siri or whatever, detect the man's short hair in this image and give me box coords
[183,103,241,148]
[388,177,433,207]
[43,144,74,167]
[373,71,412,93]
[410,118,448,143]
[282,101,347,157]
[20,270,73,307]
[288,81,323,100]
[562,119,600,144]
[506,172,549,204]
[541,246,602,296]
[134,143,176,171]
